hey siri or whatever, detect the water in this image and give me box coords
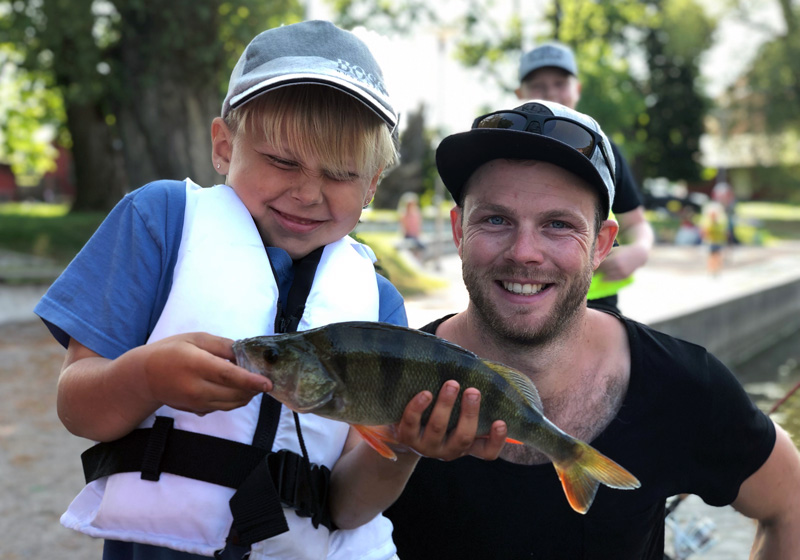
[734,326,800,447]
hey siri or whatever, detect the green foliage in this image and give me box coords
[350,0,716,185]
[637,0,715,182]
[0,46,66,184]
[733,5,800,135]
[0,0,304,199]
[330,0,436,34]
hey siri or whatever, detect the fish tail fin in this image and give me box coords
[554,440,641,514]
[353,424,399,461]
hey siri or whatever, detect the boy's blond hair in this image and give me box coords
[225,85,398,181]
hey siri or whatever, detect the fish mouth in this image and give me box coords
[501,281,547,295]
[231,341,254,373]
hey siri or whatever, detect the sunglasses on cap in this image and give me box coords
[472,110,616,185]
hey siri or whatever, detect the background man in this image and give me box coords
[516,41,654,314]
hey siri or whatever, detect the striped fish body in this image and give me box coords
[232,321,640,513]
[234,321,545,439]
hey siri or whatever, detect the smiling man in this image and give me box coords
[384,100,800,559]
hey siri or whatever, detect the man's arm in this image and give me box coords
[597,206,654,281]
[732,423,800,559]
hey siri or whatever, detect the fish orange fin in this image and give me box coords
[553,440,641,514]
[505,437,524,445]
[353,424,399,461]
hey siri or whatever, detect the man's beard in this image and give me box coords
[462,256,594,348]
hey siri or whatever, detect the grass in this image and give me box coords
[353,231,449,297]
[0,202,106,266]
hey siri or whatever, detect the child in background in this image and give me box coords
[35,20,505,560]
[702,201,728,276]
[397,191,426,260]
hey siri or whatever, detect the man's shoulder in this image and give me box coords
[621,315,716,368]
[418,314,456,335]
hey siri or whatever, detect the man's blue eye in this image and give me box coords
[551,220,567,229]
[488,216,504,225]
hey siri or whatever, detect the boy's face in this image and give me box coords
[212,118,379,260]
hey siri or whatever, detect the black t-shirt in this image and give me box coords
[610,141,642,215]
[384,316,775,560]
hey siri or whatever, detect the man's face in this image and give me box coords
[451,159,615,346]
[516,67,581,109]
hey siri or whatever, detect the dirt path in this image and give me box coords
[0,320,104,559]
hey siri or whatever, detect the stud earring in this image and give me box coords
[216,163,221,169]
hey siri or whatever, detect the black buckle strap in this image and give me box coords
[269,450,333,530]
[140,416,173,481]
[80,418,335,531]
[82,423,267,489]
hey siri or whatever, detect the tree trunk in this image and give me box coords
[116,70,219,189]
[113,3,224,190]
[66,101,128,212]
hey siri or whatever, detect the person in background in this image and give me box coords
[516,41,654,315]
[702,201,729,276]
[34,20,503,560]
[384,99,800,558]
[397,191,426,260]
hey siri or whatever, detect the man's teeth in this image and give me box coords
[502,281,544,295]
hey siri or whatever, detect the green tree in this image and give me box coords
[0,45,66,186]
[638,0,714,182]
[730,0,800,135]
[0,0,302,211]
[394,0,716,184]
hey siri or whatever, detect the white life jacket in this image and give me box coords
[60,181,396,559]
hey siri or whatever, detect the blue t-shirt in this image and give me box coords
[35,180,407,357]
[34,180,407,560]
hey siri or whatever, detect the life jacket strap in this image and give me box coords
[80,417,335,539]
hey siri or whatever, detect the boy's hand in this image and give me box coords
[138,332,271,415]
[393,380,507,461]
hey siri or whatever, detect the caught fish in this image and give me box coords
[233,321,640,513]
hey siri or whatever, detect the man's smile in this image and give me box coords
[501,281,547,295]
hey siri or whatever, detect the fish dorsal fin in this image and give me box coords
[484,361,543,411]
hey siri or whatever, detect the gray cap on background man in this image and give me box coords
[518,41,578,82]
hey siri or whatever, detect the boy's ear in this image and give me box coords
[365,169,381,206]
[593,218,619,270]
[211,117,232,175]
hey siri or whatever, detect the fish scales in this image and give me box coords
[286,322,543,436]
[232,321,641,514]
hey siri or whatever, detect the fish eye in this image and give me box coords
[263,347,279,364]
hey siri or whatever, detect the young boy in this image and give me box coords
[35,20,505,560]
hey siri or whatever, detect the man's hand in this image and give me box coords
[393,380,508,461]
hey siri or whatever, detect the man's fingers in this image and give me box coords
[470,420,508,460]
[422,380,460,440]
[395,390,433,442]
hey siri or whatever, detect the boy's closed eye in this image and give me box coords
[267,154,300,169]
